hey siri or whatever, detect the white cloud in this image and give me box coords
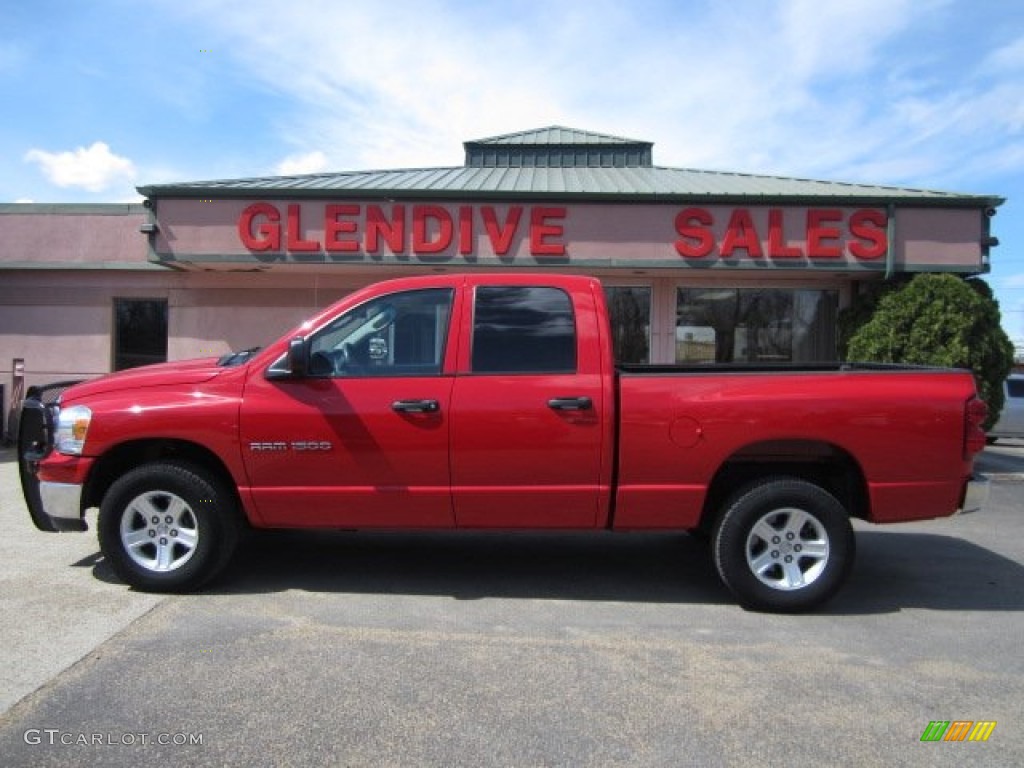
[983,35,1024,73]
[275,151,329,176]
[24,141,136,192]
[176,0,594,170]
[147,0,1024,194]
[778,0,933,79]
[179,0,977,187]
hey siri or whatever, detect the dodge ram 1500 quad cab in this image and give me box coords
[18,273,989,612]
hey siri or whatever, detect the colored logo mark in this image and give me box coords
[920,720,996,742]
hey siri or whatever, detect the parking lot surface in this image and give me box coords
[1,443,1022,767]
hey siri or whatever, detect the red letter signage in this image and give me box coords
[238,203,281,251]
[720,208,763,258]
[674,207,715,258]
[806,209,843,259]
[412,206,454,253]
[232,201,888,267]
[324,204,360,252]
[530,207,567,257]
[366,204,405,254]
[767,209,802,259]
[848,209,887,260]
[481,206,523,255]
[286,204,320,252]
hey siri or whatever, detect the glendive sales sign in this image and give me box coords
[235,202,889,264]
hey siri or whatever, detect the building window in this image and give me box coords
[471,286,576,374]
[113,299,168,371]
[676,288,837,364]
[604,286,651,364]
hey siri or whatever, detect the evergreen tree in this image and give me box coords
[845,274,1014,430]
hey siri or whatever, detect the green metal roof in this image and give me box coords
[137,126,1004,207]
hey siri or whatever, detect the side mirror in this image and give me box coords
[287,337,310,377]
[266,337,313,380]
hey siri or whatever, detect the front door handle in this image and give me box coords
[547,396,593,411]
[392,399,440,414]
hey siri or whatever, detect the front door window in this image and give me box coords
[308,288,453,377]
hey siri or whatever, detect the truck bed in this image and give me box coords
[617,362,958,375]
[612,363,978,531]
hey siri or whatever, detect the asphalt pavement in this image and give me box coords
[1,442,1022,767]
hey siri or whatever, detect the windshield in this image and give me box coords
[217,347,261,367]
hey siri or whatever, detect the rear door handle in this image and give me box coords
[547,396,593,411]
[392,399,440,414]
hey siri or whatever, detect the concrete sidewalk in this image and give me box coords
[0,448,164,715]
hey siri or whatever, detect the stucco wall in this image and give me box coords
[0,204,149,266]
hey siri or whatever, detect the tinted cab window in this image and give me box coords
[308,288,453,377]
[471,286,576,374]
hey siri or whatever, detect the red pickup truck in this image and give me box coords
[18,273,989,612]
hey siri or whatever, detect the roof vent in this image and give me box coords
[463,125,653,169]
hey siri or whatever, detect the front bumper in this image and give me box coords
[18,397,88,532]
[956,473,989,515]
[37,481,88,531]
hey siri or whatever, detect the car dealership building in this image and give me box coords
[0,126,1003,437]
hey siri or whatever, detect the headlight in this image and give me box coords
[55,405,92,455]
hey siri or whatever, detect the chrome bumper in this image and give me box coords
[39,482,87,529]
[957,473,989,515]
[18,389,88,533]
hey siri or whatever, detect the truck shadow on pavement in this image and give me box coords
[85,527,1024,614]
[833,530,1024,614]
[217,531,732,606]
[976,441,1024,474]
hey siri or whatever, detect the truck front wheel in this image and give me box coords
[98,462,240,592]
[712,477,855,613]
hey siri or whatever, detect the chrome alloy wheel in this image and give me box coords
[744,507,830,591]
[119,490,199,573]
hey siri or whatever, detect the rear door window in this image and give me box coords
[471,286,576,374]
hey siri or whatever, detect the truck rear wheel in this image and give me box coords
[98,462,240,592]
[712,477,854,613]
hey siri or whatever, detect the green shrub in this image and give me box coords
[845,274,1014,430]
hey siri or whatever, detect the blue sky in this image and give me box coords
[3,0,1023,350]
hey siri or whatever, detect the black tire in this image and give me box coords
[98,461,241,592]
[712,476,855,613]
